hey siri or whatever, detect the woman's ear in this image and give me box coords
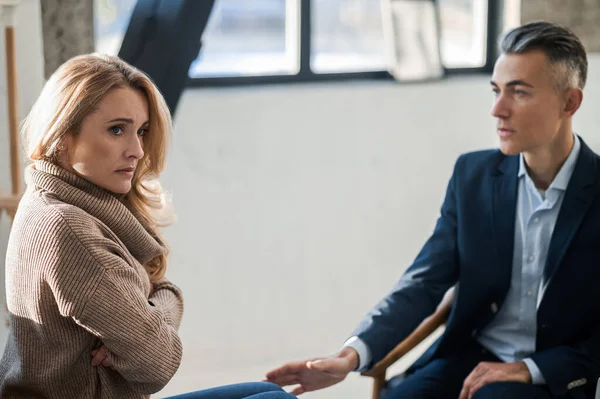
[56,134,73,165]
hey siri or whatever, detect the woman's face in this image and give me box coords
[60,87,149,194]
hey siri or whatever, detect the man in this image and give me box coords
[265,21,600,399]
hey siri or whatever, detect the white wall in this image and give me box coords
[2,4,600,397]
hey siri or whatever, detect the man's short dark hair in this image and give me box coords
[500,21,587,91]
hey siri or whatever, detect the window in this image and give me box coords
[311,0,386,73]
[94,0,498,86]
[94,0,138,56]
[190,0,297,77]
[439,0,488,68]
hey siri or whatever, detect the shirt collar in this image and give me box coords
[518,134,581,191]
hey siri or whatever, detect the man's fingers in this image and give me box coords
[460,376,473,398]
[467,375,494,399]
[468,383,481,399]
[266,362,305,379]
[307,360,326,371]
[459,384,470,399]
[461,363,497,399]
[460,367,479,399]
[461,363,484,393]
[467,383,480,399]
[290,386,305,396]
[266,374,300,387]
[307,358,339,373]
[277,374,300,384]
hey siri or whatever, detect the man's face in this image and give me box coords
[490,50,566,156]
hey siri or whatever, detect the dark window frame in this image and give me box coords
[187,0,502,88]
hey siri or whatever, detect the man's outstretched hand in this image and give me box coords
[264,347,359,395]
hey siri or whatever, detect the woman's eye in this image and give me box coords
[110,126,123,135]
[137,128,147,137]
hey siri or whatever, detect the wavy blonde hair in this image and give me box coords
[23,53,174,283]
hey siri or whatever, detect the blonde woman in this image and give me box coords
[0,54,295,399]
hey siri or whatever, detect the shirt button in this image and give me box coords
[527,291,533,296]
[528,255,535,262]
[471,329,478,337]
[490,302,498,313]
[533,217,539,223]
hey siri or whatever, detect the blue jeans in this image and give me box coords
[164,382,296,399]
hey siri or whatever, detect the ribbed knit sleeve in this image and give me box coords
[42,214,182,394]
[75,264,182,394]
[149,280,184,330]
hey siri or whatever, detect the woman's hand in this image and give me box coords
[91,345,113,368]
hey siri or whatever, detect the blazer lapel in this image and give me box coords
[492,155,520,290]
[544,140,597,284]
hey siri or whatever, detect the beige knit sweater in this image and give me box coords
[0,161,183,398]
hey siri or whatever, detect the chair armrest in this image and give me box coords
[361,287,455,378]
[361,310,448,399]
[360,305,449,378]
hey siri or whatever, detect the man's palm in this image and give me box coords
[265,356,352,395]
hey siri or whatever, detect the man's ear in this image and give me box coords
[563,88,583,118]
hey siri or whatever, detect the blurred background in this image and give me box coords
[1,0,600,397]
[95,0,487,76]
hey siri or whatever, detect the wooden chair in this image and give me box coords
[361,287,455,399]
[0,0,22,222]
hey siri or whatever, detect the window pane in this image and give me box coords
[439,0,488,68]
[311,0,386,73]
[95,0,297,78]
[384,1,443,81]
[94,0,489,79]
[94,0,137,56]
[189,0,297,78]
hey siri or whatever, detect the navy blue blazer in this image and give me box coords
[352,137,600,398]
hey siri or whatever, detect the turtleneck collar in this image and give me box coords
[26,160,165,265]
